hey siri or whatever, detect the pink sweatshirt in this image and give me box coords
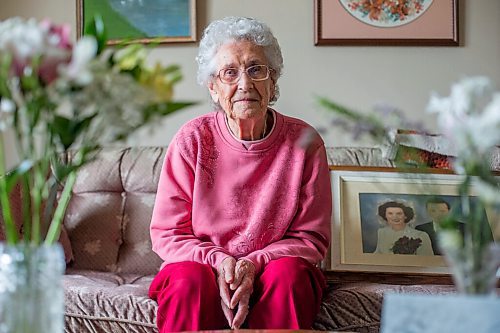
[150,110,332,274]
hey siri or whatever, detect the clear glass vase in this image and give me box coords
[443,242,500,295]
[0,243,65,333]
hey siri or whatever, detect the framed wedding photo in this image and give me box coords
[327,166,499,283]
[314,0,459,46]
[77,0,197,45]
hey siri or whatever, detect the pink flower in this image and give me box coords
[38,51,71,85]
[37,20,72,84]
[40,19,72,50]
[0,18,72,85]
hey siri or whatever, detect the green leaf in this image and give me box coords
[51,162,80,182]
[51,146,97,182]
[168,72,183,85]
[4,160,33,192]
[20,58,42,91]
[144,101,197,121]
[84,15,107,54]
[0,54,13,98]
[26,99,43,129]
[51,116,71,147]
[51,114,97,150]
[317,96,388,139]
[162,64,182,75]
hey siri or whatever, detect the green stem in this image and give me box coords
[0,135,18,244]
[44,149,83,245]
[31,178,42,244]
[13,116,32,243]
[30,158,48,244]
[21,177,31,242]
[44,170,76,245]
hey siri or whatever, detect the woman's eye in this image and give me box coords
[248,66,262,76]
[223,68,238,77]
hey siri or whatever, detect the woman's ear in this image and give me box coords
[207,81,219,103]
[268,78,277,103]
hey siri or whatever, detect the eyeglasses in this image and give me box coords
[217,64,271,84]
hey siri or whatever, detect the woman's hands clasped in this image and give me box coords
[217,257,256,329]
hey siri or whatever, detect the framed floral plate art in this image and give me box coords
[314,0,459,46]
[77,0,197,45]
[326,166,499,284]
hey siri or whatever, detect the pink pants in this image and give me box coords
[148,256,326,332]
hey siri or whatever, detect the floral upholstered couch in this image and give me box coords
[60,146,478,333]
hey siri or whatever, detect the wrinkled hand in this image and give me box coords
[217,257,236,327]
[229,259,255,329]
[217,258,256,329]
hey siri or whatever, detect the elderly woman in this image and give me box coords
[374,201,432,255]
[148,16,331,332]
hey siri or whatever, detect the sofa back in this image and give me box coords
[63,146,393,275]
[63,147,166,274]
[63,145,500,275]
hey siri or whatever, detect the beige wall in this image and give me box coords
[1,0,499,149]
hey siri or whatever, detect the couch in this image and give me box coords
[61,146,464,333]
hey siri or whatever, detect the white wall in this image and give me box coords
[1,0,499,149]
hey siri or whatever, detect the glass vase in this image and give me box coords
[443,242,500,295]
[0,243,65,333]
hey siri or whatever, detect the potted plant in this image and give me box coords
[0,16,194,332]
[318,76,500,295]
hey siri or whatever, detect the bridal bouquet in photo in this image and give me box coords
[391,236,423,255]
[319,76,500,294]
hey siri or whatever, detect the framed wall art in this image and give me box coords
[314,0,459,46]
[326,166,498,283]
[77,0,197,45]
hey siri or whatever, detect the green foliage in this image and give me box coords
[84,15,107,54]
[0,16,196,245]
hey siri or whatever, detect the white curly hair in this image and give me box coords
[196,16,283,105]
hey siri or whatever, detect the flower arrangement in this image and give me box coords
[391,236,422,255]
[319,76,500,294]
[0,16,194,246]
[341,0,429,23]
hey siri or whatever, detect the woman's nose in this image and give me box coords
[237,71,254,89]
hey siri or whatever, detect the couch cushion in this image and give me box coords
[326,147,394,167]
[63,147,165,274]
[64,192,125,271]
[116,147,165,274]
[64,268,459,333]
[64,269,158,333]
[313,282,456,333]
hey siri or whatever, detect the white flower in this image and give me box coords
[0,98,15,113]
[0,17,44,61]
[0,98,15,131]
[438,229,462,251]
[427,77,500,156]
[59,36,97,86]
[469,93,500,152]
[474,179,500,205]
[426,76,500,205]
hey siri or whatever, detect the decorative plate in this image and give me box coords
[339,0,434,28]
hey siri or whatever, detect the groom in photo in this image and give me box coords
[416,198,465,255]
[417,197,494,255]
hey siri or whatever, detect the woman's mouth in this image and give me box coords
[234,97,258,103]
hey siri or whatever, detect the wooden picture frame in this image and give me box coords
[314,0,459,46]
[325,166,499,284]
[77,0,197,45]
